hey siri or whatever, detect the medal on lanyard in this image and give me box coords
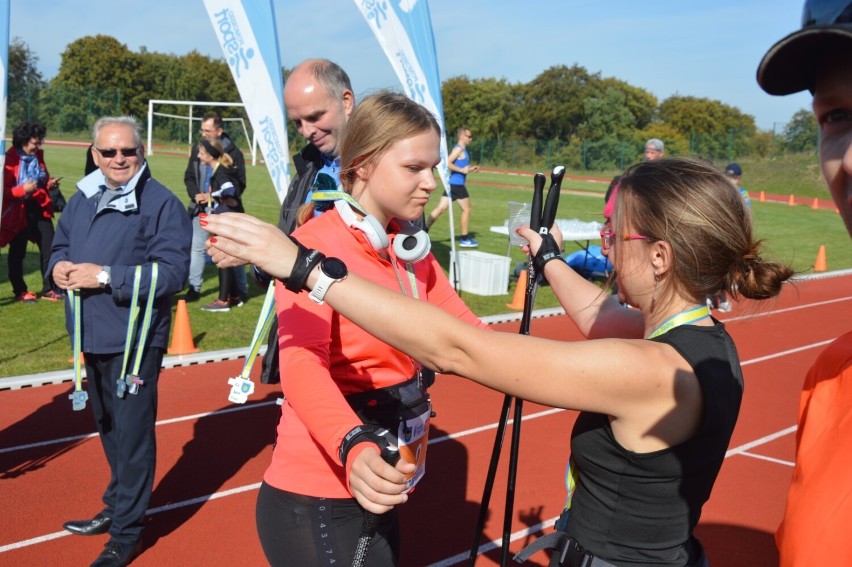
[68,290,88,411]
[226,284,276,404]
[117,264,159,397]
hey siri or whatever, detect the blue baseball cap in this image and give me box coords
[757,0,852,95]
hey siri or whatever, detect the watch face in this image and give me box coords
[321,258,348,279]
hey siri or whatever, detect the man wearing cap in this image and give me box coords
[757,1,852,564]
[724,163,750,207]
[643,138,665,161]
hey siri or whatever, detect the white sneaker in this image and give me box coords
[717,301,732,313]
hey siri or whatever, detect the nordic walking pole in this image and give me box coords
[468,172,546,566]
[499,166,564,566]
[351,431,400,567]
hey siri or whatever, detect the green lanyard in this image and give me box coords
[68,290,87,411]
[646,304,710,339]
[227,284,277,404]
[117,263,159,398]
[310,190,362,212]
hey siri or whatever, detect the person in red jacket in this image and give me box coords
[2,122,63,302]
[211,92,487,566]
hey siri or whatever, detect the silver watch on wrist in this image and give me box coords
[96,266,111,288]
[308,258,348,304]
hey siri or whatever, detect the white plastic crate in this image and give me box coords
[448,251,511,295]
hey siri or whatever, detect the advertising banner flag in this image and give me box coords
[203,0,290,203]
[0,0,11,224]
[354,0,450,192]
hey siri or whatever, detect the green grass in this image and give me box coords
[1,143,849,378]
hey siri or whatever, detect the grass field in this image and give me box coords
[1,143,849,378]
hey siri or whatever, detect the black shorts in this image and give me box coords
[449,184,470,201]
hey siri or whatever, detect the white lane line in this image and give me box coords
[0,400,279,455]
[741,339,834,366]
[723,295,852,324]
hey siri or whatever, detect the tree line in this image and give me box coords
[7,35,818,170]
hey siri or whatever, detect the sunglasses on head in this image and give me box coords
[95,147,139,158]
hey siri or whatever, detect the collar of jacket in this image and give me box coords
[77,162,151,213]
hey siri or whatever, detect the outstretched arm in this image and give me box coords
[202,213,677,419]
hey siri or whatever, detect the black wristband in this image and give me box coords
[533,232,563,274]
[339,424,399,466]
[282,236,325,293]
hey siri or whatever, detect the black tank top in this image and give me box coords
[565,321,743,566]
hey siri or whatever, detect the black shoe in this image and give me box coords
[63,513,112,536]
[183,288,201,302]
[90,540,141,567]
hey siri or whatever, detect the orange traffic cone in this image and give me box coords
[507,269,528,310]
[811,197,819,210]
[814,245,827,272]
[168,299,200,354]
[759,191,765,202]
[788,194,796,206]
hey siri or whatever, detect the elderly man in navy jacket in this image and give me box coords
[49,116,191,567]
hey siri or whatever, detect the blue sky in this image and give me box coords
[9,0,813,131]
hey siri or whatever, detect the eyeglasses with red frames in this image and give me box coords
[600,223,648,249]
[94,147,139,159]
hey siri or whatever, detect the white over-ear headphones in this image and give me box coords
[334,200,430,263]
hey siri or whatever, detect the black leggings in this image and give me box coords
[256,481,400,567]
[7,214,55,295]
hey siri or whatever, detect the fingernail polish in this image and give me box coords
[210,237,218,243]
[199,220,208,227]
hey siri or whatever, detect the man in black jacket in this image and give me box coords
[260,59,355,383]
[184,112,247,302]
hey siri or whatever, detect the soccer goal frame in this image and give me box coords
[146,99,260,164]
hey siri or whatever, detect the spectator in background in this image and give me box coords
[85,144,98,176]
[183,111,247,304]
[50,116,191,567]
[426,127,480,247]
[757,0,852,564]
[197,138,246,313]
[644,138,665,161]
[257,58,356,385]
[1,121,63,302]
[725,162,751,206]
[706,162,751,313]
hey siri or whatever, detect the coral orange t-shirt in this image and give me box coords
[264,208,487,498]
[776,331,852,566]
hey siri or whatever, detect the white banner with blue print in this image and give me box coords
[354,0,451,193]
[0,0,10,220]
[203,0,290,204]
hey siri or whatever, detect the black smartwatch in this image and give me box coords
[308,257,348,304]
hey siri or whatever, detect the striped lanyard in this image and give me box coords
[646,304,711,339]
[117,263,159,398]
[68,290,87,411]
[227,284,277,404]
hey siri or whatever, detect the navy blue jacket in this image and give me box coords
[48,163,192,354]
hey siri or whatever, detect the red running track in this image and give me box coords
[1,273,850,566]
